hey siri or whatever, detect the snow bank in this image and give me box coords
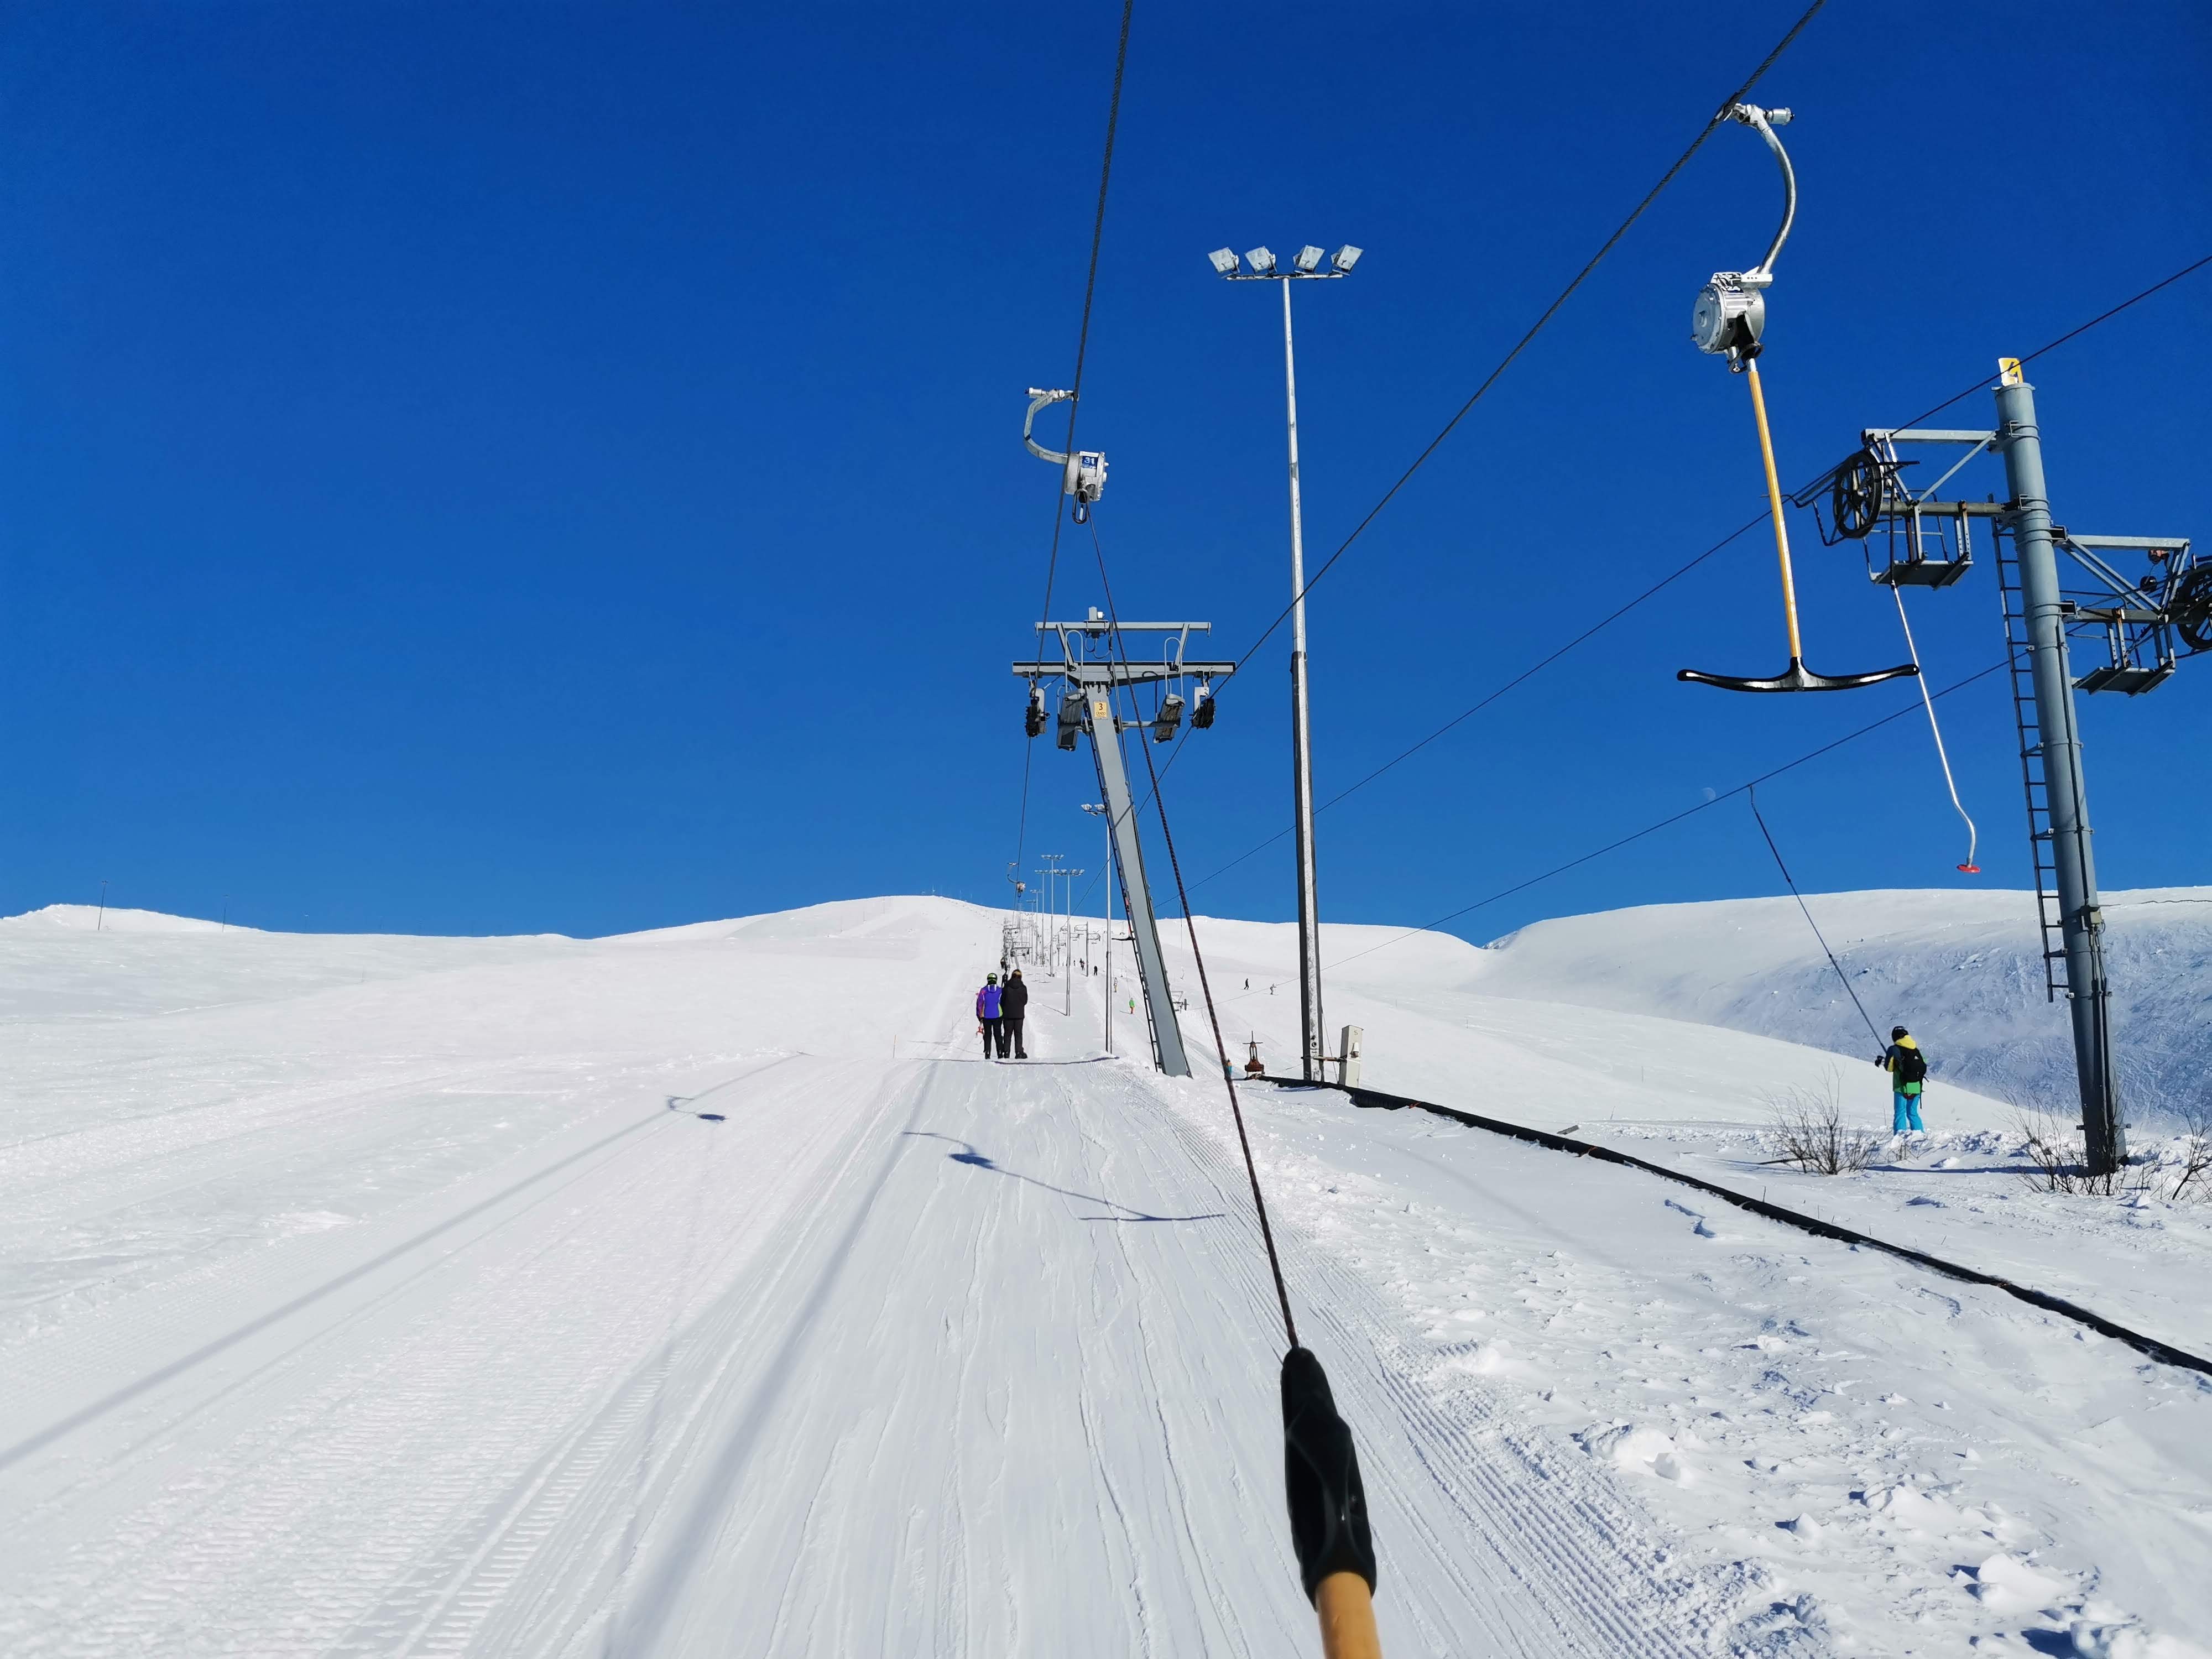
[1472,889,2212,1125]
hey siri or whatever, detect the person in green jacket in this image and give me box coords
[1877,1025,1928,1133]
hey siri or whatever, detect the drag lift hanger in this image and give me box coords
[1679,106,1918,695]
[1024,387,1108,523]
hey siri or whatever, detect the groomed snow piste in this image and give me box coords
[2,894,2206,1657]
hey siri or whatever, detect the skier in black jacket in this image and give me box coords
[1000,969,1030,1059]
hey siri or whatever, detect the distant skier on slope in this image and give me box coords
[1000,969,1029,1060]
[976,974,1003,1059]
[1877,1025,1928,1133]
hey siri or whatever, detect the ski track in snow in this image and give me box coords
[1,896,2208,1656]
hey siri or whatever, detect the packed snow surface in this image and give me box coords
[2,894,2207,1657]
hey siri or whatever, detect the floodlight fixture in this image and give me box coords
[1207,247,1239,276]
[1153,692,1185,743]
[1332,244,1362,273]
[1244,246,1276,275]
[1293,245,1325,273]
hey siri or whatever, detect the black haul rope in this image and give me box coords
[1087,524,1380,1641]
[1012,0,1136,890]
[1266,1076,2212,1380]
[1232,0,1829,674]
[1746,785,1887,1050]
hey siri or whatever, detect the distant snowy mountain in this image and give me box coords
[1469,888,2212,1126]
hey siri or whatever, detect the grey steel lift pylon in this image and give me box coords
[1802,361,2204,1175]
[1015,613,1235,1077]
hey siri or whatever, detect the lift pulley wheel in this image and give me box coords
[1830,450,1885,540]
[2173,564,2212,653]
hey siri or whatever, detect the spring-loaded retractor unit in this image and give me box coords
[1024,387,1108,523]
[1680,105,1919,695]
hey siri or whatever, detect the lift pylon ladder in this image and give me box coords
[1015,614,1236,1078]
[1994,523,2072,1001]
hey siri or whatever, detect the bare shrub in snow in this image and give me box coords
[1764,1071,1883,1176]
[2156,1102,2212,1202]
[2013,1110,2161,1198]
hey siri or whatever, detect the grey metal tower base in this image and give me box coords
[1082,693,1188,1076]
[1996,376,2124,1171]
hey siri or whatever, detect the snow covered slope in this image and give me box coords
[3,895,2208,1657]
[1469,888,2212,1125]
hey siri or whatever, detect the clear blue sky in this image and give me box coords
[3,2,2206,939]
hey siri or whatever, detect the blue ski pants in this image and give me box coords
[1892,1091,1926,1133]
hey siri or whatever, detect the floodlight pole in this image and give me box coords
[1280,279,1327,1083]
[1060,866,1085,1015]
[1996,373,2124,1172]
[1035,856,1066,976]
[1083,802,1113,1055]
[1218,246,1357,1082]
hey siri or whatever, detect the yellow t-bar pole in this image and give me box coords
[1743,358,1804,662]
[1316,1572,1384,1659]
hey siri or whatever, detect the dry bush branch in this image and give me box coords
[2013,1109,2156,1198]
[1764,1069,1884,1176]
[2159,1102,2212,1202]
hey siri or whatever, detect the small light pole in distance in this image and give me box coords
[1209,241,1362,1082]
[1058,865,1086,1016]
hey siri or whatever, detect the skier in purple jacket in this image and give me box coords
[975,974,1003,1058]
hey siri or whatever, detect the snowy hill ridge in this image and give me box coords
[1473,887,2212,1125]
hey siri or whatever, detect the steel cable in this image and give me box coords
[1747,784,1886,1048]
[1218,660,2009,994]
[1190,252,2212,898]
[1013,0,1138,881]
[1088,523,1300,1350]
[1229,1,1828,677]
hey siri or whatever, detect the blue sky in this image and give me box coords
[3,2,2206,939]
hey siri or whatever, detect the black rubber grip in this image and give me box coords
[1280,1345,1377,1603]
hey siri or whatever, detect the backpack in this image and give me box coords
[1894,1044,1928,1084]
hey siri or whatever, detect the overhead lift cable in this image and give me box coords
[1190,252,2212,898]
[1230,0,1828,677]
[1191,507,1770,893]
[1792,251,2212,508]
[1011,0,1138,884]
[1746,785,1886,1048]
[1271,660,2008,989]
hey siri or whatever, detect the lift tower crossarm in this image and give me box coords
[1011,660,1241,682]
[1014,617,1239,1081]
[1868,429,1999,445]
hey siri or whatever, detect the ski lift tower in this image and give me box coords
[1015,613,1235,1077]
[1804,360,2206,1175]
